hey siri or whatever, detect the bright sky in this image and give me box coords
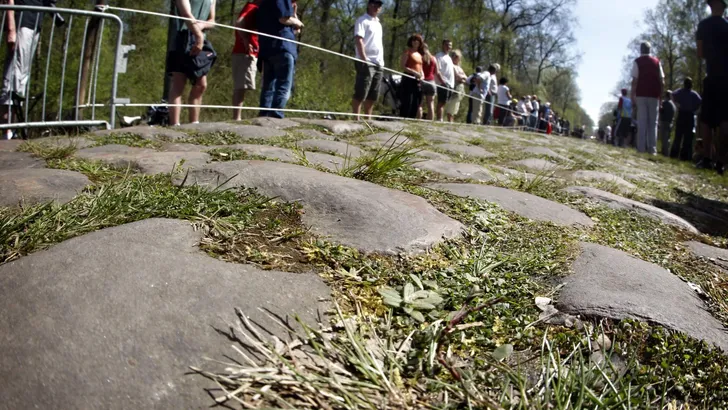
[574,0,659,124]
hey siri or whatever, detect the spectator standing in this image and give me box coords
[470,67,490,125]
[435,39,454,121]
[166,0,217,126]
[231,0,261,121]
[1,0,60,139]
[540,102,551,132]
[658,90,676,156]
[465,66,482,124]
[496,77,511,126]
[615,89,633,147]
[483,64,499,125]
[524,95,533,125]
[419,43,441,120]
[695,0,728,173]
[671,78,702,160]
[257,0,303,118]
[630,41,665,154]
[351,0,384,119]
[445,49,467,122]
[516,96,527,125]
[529,95,539,130]
[398,34,424,119]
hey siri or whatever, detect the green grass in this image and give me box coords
[0,174,277,264]
[5,123,728,408]
[17,140,78,160]
[339,132,423,184]
[90,132,161,149]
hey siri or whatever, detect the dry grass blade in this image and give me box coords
[195,303,417,409]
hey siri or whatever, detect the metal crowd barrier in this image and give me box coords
[0,5,124,135]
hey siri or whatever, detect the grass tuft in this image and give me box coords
[0,174,273,264]
[18,140,78,160]
[340,132,422,183]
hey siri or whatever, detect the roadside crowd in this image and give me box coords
[1,0,573,138]
[164,0,571,133]
[597,0,727,175]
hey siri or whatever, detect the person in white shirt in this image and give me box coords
[517,96,529,125]
[482,64,499,125]
[496,77,512,126]
[469,69,490,124]
[352,0,384,118]
[435,39,454,121]
[524,95,533,126]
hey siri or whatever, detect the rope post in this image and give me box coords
[76,0,106,120]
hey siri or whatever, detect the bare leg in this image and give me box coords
[437,103,445,121]
[352,98,362,120]
[363,100,375,118]
[168,73,187,126]
[447,113,454,122]
[188,75,208,124]
[427,95,435,120]
[233,89,246,121]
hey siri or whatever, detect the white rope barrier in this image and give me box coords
[102,5,555,133]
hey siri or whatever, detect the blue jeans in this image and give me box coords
[259,52,295,118]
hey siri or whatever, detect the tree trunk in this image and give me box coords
[77,0,107,119]
[318,0,335,72]
[387,0,401,68]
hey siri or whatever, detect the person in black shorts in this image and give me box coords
[696,0,728,173]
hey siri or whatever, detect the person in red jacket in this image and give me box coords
[630,41,665,154]
[232,0,261,121]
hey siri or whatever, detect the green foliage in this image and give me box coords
[379,278,444,323]
[340,133,422,183]
[0,174,271,263]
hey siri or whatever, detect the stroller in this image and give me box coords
[380,73,402,116]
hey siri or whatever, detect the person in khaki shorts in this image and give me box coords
[352,0,384,119]
[232,0,261,121]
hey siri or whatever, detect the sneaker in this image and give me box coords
[696,158,713,169]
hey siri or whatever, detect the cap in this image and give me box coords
[493,63,501,71]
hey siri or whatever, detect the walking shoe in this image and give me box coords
[695,158,713,169]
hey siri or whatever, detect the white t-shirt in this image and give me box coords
[497,85,510,105]
[435,51,455,87]
[354,14,384,67]
[517,100,527,115]
[605,125,612,135]
[631,55,665,81]
[488,75,498,95]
